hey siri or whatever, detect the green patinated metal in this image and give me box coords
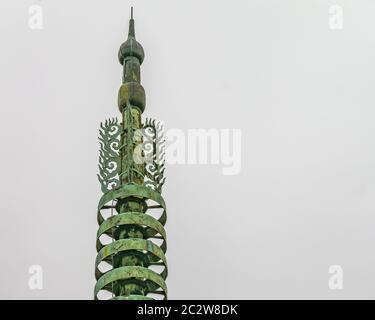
[95,8,168,300]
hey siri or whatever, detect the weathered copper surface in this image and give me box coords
[95,8,167,300]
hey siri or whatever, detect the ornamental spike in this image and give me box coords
[128,7,135,38]
[95,10,168,300]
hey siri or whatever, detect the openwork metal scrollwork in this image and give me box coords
[97,118,121,193]
[143,118,166,193]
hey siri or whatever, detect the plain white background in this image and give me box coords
[0,0,374,299]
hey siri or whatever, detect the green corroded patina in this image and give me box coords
[97,118,122,193]
[94,266,168,299]
[95,8,168,300]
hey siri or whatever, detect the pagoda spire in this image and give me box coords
[95,9,168,300]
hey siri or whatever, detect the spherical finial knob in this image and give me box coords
[118,38,145,65]
[118,11,145,65]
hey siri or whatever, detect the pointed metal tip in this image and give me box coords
[128,6,135,37]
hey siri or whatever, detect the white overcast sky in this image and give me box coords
[0,0,375,299]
